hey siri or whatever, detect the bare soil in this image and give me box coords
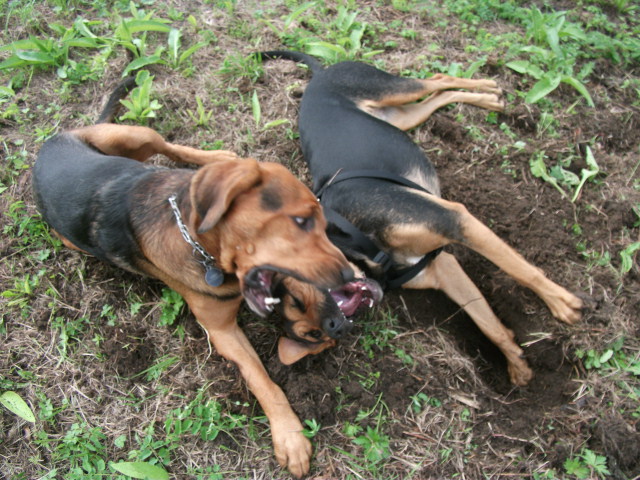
[1,1,639,479]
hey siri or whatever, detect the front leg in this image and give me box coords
[404,252,534,386]
[429,196,584,323]
[182,291,311,478]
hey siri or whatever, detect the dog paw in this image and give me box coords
[549,291,584,325]
[273,427,312,478]
[508,358,534,386]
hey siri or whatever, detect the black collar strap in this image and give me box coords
[316,170,442,290]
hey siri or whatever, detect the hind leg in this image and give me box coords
[70,124,238,166]
[404,252,534,386]
[370,89,504,131]
[358,71,504,129]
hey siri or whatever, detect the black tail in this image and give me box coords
[96,76,137,124]
[258,50,324,74]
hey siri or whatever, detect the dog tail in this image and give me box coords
[258,50,324,74]
[96,76,137,124]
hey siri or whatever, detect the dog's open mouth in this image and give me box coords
[329,278,383,318]
[243,267,286,317]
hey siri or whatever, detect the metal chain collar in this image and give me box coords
[167,194,224,287]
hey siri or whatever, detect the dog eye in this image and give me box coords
[306,330,322,339]
[290,296,307,313]
[292,216,314,232]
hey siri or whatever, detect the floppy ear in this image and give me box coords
[278,337,336,365]
[190,158,262,234]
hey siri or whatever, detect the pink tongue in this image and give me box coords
[331,288,362,317]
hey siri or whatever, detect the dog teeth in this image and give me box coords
[337,300,344,307]
[368,299,374,307]
[264,297,281,305]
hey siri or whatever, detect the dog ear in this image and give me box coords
[278,336,335,365]
[190,158,262,234]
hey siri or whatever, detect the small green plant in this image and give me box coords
[410,392,442,414]
[265,4,383,64]
[506,8,594,106]
[166,28,208,70]
[163,388,247,443]
[0,18,105,81]
[121,26,209,76]
[110,462,169,480]
[113,4,172,59]
[118,70,162,125]
[358,309,399,359]
[340,396,392,471]
[218,52,263,81]
[564,448,610,479]
[529,147,600,202]
[35,421,110,478]
[576,337,640,375]
[302,418,321,438]
[186,96,214,128]
[0,391,36,423]
[135,355,179,382]
[51,315,90,360]
[158,287,185,326]
[619,241,640,275]
[1,270,45,316]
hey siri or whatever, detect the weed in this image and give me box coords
[529,147,601,202]
[186,96,214,128]
[358,308,399,359]
[118,70,162,125]
[0,390,36,423]
[110,461,169,479]
[218,52,263,82]
[410,392,442,414]
[1,143,29,183]
[158,287,185,326]
[266,4,383,64]
[3,201,60,250]
[302,418,321,438]
[619,241,640,275]
[1,270,44,316]
[134,355,179,382]
[576,337,640,375]
[162,387,248,449]
[339,396,392,473]
[564,448,610,479]
[35,420,110,479]
[51,315,90,360]
[112,3,172,59]
[0,19,106,81]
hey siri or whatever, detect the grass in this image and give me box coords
[1,0,639,479]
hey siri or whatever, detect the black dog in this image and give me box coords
[260,51,584,386]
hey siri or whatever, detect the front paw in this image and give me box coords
[273,427,312,478]
[550,291,585,324]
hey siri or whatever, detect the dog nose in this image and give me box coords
[323,315,353,339]
[340,266,354,283]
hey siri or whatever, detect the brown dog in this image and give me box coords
[31,78,363,477]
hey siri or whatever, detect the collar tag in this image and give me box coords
[205,265,225,287]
